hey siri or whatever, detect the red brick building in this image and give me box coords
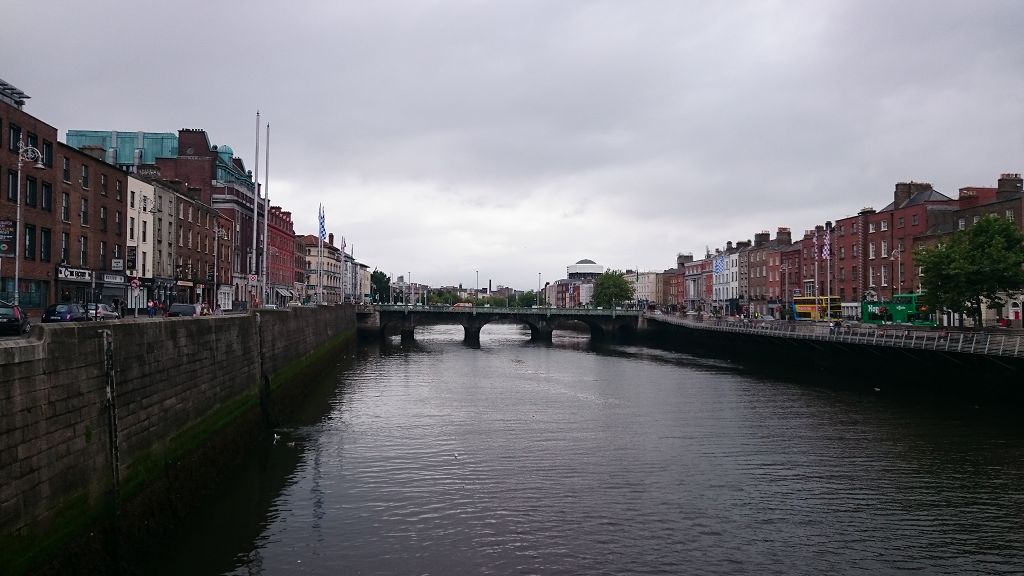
[1,81,128,311]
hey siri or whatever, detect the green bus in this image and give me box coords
[861,293,937,326]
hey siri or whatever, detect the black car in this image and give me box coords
[166,303,200,317]
[41,303,90,323]
[0,301,31,335]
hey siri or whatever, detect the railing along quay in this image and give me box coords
[649,314,1024,359]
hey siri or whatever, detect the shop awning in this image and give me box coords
[275,288,291,298]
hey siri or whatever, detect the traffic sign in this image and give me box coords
[130,277,141,290]
[249,274,258,284]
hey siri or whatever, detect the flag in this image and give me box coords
[318,204,326,241]
[822,228,831,261]
[813,232,818,261]
[713,255,726,275]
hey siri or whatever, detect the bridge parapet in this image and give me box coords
[649,314,1024,358]
[376,304,641,318]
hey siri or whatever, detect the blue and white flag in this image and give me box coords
[822,228,831,261]
[318,204,327,242]
[713,255,726,275]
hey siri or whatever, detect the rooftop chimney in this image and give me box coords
[998,173,1022,194]
[328,232,334,246]
[776,227,792,245]
[754,231,770,247]
[894,181,934,208]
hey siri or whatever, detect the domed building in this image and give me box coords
[567,259,603,281]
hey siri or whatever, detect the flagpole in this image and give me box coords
[318,204,324,303]
[262,122,270,306]
[251,111,260,307]
[825,222,832,318]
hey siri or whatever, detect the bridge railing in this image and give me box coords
[375,305,641,317]
[649,314,1024,358]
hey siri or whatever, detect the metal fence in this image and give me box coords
[651,314,1024,358]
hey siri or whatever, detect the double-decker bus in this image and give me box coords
[791,296,841,321]
[861,293,937,326]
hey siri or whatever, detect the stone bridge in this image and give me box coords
[360,305,644,343]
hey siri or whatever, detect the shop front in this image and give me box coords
[55,265,95,305]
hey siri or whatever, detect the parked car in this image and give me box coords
[41,303,90,323]
[0,300,31,335]
[86,303,120,320]
[166,303,200,317]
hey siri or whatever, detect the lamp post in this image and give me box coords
[475,269,479,302]
[891,248,902,298]
[214,227,228,312]
[537,272,541,307]
[12,137,45,306]
[780,262,791,319]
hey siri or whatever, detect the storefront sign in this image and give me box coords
[176,280,194,287]
[111,258,124,271]
[57,266,93,282]
[104,274,125,284]
[0,219,15,258]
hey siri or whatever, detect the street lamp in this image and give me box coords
[476,270,479,301]
[12,136,45,306]
[214,227,228,312]
[537,272,541,307]
[891,248,902,297]
[779,262,791,319]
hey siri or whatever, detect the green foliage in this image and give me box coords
[592,270,635,308]
[915,216,1024,325]
[370,270,390,303]
[516,290,537,307]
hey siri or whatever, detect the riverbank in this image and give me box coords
[0,305,356,576]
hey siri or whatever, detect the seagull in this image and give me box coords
[273,433,281,444]
[873,387,881,392]
[453,453,459,459]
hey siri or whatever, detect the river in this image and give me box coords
[138,324,1024,575]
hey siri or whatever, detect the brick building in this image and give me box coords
[1,80,129,311]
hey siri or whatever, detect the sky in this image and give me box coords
[5,1,1024,291]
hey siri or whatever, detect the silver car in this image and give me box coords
[86,303,120,320]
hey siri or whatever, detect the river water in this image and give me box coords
[142,324,1024,575]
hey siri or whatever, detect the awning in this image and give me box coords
[275,288,291,298]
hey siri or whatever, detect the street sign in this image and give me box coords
[130,277,141,290]
[249,274,258,284]
[793,289,802,296]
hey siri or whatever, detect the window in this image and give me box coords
[880,265,888,286]
[129,217,135,240]
[62,157,71,182]
[881,240,888,256]
[897,217,904,227]
[142,220,147,243]
[868,222,876,233]
[61,193,70,222]
[868,243,876,259]
[6,170,15,202]
[25,177,37,207]
[973,215,981,224]
[79,235,88,267]
[115,180,122,200]
[130,190,135,209]
[99,241,107,269]
[81,198,89,226]
[41,182,52,211]
[958,218,965,230]
[81,165,90,189]
[100,206,107,230]
[113,243,120,258]
[42,141,53,167]
[116,210,122,234]
[1008,210,1016,222]
[839,246,845,259]
[60,232,69,264]
[100,174,108,195]
[178,225,183,246]
[880,220,888,231]
[40,228,51,262]
[912,213,919,226]
[868,267,875,287]
[8,123,20,152]
[188,205,193,222]
[24,224,35,260]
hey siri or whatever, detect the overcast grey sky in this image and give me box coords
[5,1,1023,290]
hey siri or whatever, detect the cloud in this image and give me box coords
[4,0,1023,288]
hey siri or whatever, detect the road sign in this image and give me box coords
[249,274,258,284]
[130,277,141,290]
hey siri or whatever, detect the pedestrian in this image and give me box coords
[147,299,156,318]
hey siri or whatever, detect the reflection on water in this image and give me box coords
[141,324,1024,576]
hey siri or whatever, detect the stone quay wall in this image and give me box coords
[0,305,355,571]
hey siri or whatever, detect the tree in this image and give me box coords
[516,290,537,307]
[370,270,391,303]
[592,270,635,308]
[915,216,1024,326]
